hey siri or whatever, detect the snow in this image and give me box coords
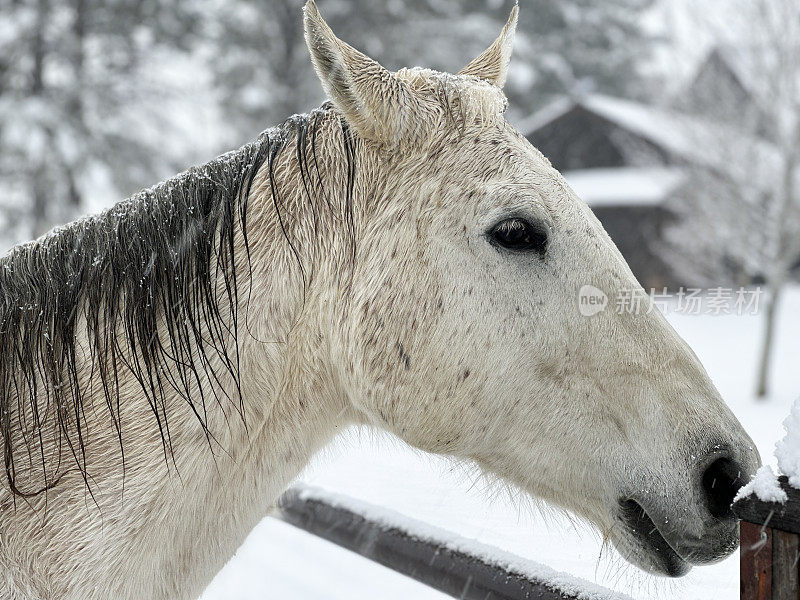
[737,384,800,502]
[202,517,443,600]
[518,94,689,148]
[734,465,787,504]
[563,167,686,208]
[200,284,800,600]
[776,397,800,488]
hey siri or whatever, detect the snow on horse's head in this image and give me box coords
[0,1,758,598]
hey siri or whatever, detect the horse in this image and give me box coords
[0,2,759,598]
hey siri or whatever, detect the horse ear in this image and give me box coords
[303,0,419,145]
[458,4,518,88]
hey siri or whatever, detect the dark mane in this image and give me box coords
[0,103,347,497]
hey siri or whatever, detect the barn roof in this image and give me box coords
[563,167,686,208]
[518,93,780,187]
[690,45,758,98]
[518,94,706,159]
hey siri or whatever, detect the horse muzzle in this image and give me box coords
[613,444,758,577]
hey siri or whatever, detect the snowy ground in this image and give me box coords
[201,286,800,600]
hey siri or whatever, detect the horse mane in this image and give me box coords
[0,102,352,498]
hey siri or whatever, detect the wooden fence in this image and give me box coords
[734,476,800,600]
[276,486,621,600]
[276,481,800,600]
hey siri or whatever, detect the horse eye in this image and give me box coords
[488,218,548,254]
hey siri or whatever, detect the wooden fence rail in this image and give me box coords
[275,486,618,600]
[275,480,800,600]
[733,476,800,600]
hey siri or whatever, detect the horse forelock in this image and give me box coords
[395,67,509,135]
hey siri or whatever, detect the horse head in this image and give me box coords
[302,0,760,576]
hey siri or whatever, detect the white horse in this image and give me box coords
[0,2,759,598]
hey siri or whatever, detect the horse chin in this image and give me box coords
[613,499,691,578]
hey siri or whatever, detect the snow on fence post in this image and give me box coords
[275,485,631,600]
[733,476,800,600]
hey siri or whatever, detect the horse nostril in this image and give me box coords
[701,457,741,521]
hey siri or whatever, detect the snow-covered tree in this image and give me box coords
[0,0,661,248]
[0,0,218,248]
[746,0,800,398]
[208,0,659,139]
[506,0,658,111]
[207,0,491,140]
[664,0,800,398]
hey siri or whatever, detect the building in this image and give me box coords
[682,46,773,140]
[515,90,777,290]
[562,167,683,290]
[516,94,703,288]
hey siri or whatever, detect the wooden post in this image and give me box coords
[733,476,800,600]
[740,521,772,599]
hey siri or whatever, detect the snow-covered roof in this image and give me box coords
[563,167,686,208]
[520,93,782,189]
[513,96,574,139]
[580,95,699,158]
[694,45,758,96]
[519,94,706,159]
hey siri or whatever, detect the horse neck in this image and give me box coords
[141,118,365,597]
[101,290,350,600]
[192,115,362,510]
[83,347,349,600]
[14,119,358,600]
